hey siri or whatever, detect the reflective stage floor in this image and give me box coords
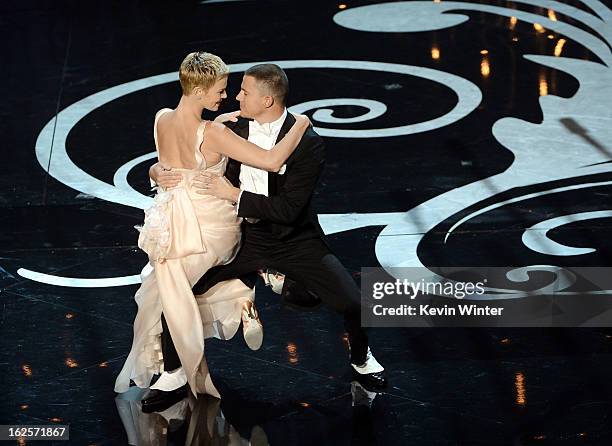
[2,0,612,444]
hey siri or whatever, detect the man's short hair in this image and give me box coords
[245,64,289,105]
[179,52,229,95]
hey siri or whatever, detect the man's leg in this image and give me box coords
[156,238,264,362]
[268,239,385,390]
[157,253,261,361]
[192,263,259,296]
[264,270,323,310]
[156,259,241,384]
[274,247,369,364]
[271,243,386,389]
[141,312,189,413]
[160,313,181,371]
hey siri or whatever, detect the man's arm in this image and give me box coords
[237,134,325,224]
[149,162,182,189]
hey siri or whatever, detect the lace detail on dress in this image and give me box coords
[137,191,173,263]
[141,332,163,374]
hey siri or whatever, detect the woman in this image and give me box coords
[115,52,309,398]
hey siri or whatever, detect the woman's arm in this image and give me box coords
[202,114,310,172]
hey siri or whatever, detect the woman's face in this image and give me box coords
[202,76,228,111]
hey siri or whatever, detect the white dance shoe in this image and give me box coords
[242,301,263,351]
[351,348,387,390]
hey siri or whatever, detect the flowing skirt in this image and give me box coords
[114,188,252,398]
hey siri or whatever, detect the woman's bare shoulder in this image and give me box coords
[204,120,231,138]
[156,109,174,132]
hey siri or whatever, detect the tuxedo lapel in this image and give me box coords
[268,113,296,196]
[225,118,250,187]
[235,118,250,139]
[275,113,296,144]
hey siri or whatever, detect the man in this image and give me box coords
[152,64,387,396]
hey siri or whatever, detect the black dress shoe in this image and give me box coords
[281,277,322,311]
[141,385,188,414]
[351,369,388,391]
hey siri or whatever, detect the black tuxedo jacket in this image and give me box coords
[224,114,326,242]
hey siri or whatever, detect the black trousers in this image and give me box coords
[160,312,181,371]
[161,224,369,369]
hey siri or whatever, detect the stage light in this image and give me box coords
[22,364,32,377]
[533,23,545,33]
[480,57,490,78]
[287,342,299,365]
[539,72,548,96]
[515,371,526,406]
[554,39,566,57]
[431,46,440,60]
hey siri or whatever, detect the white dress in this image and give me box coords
[115,109,253,398]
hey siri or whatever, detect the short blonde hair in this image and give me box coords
[179,52,229,95]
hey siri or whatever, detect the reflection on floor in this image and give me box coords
[115,381,378,445]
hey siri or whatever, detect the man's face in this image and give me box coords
[236,75,268,119]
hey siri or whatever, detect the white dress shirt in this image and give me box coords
[237,109,287,216]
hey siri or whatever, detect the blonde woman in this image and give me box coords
[114,52,309,407]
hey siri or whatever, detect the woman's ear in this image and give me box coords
[192,86,204,98]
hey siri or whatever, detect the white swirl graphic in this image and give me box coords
[26,59,481,287]
[334,1,611,66]
[328,1,612,300]
[34,59,481,212]
[522,210,612,256]
[290,98,387,124]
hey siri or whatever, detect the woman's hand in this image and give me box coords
[213,111,241,124]
[294,113,312,130]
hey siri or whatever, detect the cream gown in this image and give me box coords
[115,108,253,398]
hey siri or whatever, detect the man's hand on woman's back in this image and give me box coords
[149,162,183,189]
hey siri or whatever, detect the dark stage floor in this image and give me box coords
[2,0,612,444]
